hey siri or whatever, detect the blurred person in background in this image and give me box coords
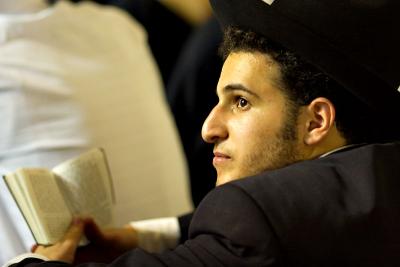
[86,0,223,206]
[0,0,192,264]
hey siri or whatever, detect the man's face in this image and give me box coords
[202,51,304,185]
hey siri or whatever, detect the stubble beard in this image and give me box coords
[243,106,303,177]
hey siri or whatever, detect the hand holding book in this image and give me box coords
[32,218,86,264]
[3,148,115,246]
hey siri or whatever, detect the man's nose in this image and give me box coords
[201,105,228,143]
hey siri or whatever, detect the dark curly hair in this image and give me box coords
[219,27,398,144]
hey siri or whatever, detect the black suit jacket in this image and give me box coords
[11,143,400,266]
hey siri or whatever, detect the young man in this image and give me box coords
[6,0,400,266]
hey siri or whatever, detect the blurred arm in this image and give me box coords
[160,0,211,25]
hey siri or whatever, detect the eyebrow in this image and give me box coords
[222,84,260,99]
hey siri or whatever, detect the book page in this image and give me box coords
[5,169,72,245]
[52,148,114,228]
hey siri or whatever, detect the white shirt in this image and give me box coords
[0,0,192,264]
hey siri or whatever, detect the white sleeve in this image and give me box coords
[129,217,180,253]
[2,253,49,267]
[2,217,181,266]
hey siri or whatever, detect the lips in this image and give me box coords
[213,151,231,165]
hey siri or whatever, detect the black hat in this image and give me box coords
[210,0,400,117]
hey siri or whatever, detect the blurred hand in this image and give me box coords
[32,218,84,263]
[74,218,138,264]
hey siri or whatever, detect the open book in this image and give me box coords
[3,148,115,246]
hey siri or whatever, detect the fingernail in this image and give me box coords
[73,217,82,225]
[31,244,38,252]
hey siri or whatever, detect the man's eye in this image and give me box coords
[237,97,249,108]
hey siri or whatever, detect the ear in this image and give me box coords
[303,97,336,145]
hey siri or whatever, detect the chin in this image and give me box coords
[216,171,245,186]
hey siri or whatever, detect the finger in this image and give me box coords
[31,244,39,252]
[84,218,106,243]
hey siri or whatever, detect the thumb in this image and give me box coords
[33,218,85,263]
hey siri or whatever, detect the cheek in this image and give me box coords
[230,114,279,153]
[230,112,282,141]
[234,115,281,165]
[229,116,255,145]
